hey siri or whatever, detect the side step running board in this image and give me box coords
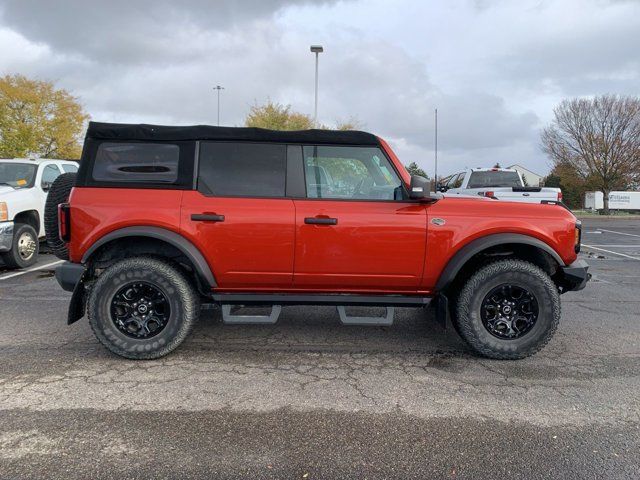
[337,306,394,326]
[221,304,282,324]
[219,304,396,326]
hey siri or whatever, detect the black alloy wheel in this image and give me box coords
[110,281,171,339]
[480,284,539,339]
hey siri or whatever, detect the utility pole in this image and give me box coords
[434,108,438,187]
[213,85,224,126]
[310,45,323,125]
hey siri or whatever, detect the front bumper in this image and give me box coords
[55,261,85,292]
[0,221,14,252]
[559,259,590,292]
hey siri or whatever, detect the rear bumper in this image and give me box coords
[559,259,590,292]
[0,221,14,252]
[55,261,85,292]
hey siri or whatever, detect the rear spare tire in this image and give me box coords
[44,172,76,260]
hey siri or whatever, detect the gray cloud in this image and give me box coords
[0,0,334,63]
[0,0,638,177]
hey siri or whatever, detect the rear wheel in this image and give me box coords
[453,259,560,359]
[1,223,39,269]
[44,172,76,260]
[87,256,200,359]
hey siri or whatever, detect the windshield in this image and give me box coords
[467,171,522,188]
[0,163,37,189]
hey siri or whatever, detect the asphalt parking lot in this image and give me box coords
[1,218,639,479]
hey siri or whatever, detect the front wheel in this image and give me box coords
[87,257,200,359]
[453,259,560,359]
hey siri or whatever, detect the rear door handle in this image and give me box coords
[304,217,338,225]
[191,213,225,222]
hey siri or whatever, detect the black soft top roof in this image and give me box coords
[86,121,380,146]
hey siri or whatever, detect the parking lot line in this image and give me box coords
[597,228,640,238]
[588,245,640,248]
[0,260,64,281]
[583,244,640,260]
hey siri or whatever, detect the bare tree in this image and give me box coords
[541,95,640,213]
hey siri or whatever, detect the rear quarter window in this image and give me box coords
[92,143,180,183]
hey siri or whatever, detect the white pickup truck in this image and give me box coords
[0,158,79,269]
[439,168,562,204]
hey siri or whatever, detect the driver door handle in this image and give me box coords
[191,213,225,222]
[305,217,338,225]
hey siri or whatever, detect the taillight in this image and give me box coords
[58,203,71,242]
[558,191,563,202]
[484,191,495,198]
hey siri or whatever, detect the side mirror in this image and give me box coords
[437,184,448,193]
[41,181,52,192]
[409,175,432,200]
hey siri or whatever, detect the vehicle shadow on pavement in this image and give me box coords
[186,305,469,357]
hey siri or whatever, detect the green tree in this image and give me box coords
[544,161,596,210]
[405,162,429,178]
[0,74,89,159]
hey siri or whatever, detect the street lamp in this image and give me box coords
[213,85,224,126]
[310,45,323,125]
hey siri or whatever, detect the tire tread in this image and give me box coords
[87,256,199,360]
[44,172,77,260]
[454,259,560,360]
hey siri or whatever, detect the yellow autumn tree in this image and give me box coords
[0,74,89,159]
[244,100,361,131]
[245,101,314,130]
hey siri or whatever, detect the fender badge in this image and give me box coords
[431,218,446,226]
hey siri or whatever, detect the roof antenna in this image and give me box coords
[434,108,438,187]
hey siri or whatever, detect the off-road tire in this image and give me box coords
[1,223,39,269]
[44,172,76,260]
[87,256,200,360]
[454,259,560,359]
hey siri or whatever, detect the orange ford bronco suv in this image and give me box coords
[45,122,589,360]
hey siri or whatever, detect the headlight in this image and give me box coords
[0,202,7,222]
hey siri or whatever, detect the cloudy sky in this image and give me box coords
[1,0,639,176]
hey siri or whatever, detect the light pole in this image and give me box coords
[310,45,323,126]
[213,85,224,126]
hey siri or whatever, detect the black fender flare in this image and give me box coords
[81,226,217,288]
[435,233,564,292]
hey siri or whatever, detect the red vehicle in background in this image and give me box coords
[45,122,589,360]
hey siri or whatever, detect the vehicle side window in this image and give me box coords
[303,146,402,200]
[92,142,180,183]
[62,163,78,173]
[446,174,457,188]
[41,164,61,188]
[198,142,286,197]
[452,173,464,188]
